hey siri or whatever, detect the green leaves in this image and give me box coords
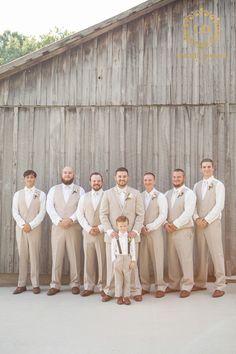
[0,27,74,65]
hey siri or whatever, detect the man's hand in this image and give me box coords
[59,218,74,229]
[111,231,118,238]
[89,226,100,236]
[23,224,32,233]
[128,231,137,239]
[129,261,136,270]
[164,223,177,233]
[141,226,149,236]
[196,218,208,229]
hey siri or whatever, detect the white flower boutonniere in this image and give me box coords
[177,191,184,198]
[125,193,133,201]
[208,183,213,191]
[151,192,157,200]
[33,190,40,199]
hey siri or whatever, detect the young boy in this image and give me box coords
[111,215,136,305]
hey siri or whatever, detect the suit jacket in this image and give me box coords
[100,186,144,243]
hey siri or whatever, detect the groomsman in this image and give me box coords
[140,172,168,297]
[100,167,144,302]
[77,172,106,296]
[164,169,196,298]
[46,166,85,295]
[12,170,46,294]
[193,158,226,297]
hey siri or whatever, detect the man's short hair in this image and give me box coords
[23,170,37,178]
[116,215,129,224]
[200,158,214,167]
[173,168,185,175]
[115,167,129,175]
[144,172,156,179]
[89,172,103,181]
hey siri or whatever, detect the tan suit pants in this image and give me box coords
[114,255,131,297]
[16,226,41,287]
[104,241,141,297]
[83,231,106,291]
[139,231,167,292]
[195,219,226,291]
[167,228,194,291]
[50,224,82,289]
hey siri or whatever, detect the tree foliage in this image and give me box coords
[0,27,74,65]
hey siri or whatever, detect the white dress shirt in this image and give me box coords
[111,232,136,262]
[166,185,196,229]
[77,189,104,233]
[12,186,46,229]
[116,186,128,207]
[46,183,85,226]
[144,189,168,231]
[193,176,225,224]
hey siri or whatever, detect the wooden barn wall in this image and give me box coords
[0,105,236,275]
[0,0,235,276]
[0,0,235,106]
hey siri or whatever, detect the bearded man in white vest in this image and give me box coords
[164,169,196,298]
[77,172,106,296]
[140,172,168,298]
[46,166,85,295]
[193,158,226,297]
[12,170,46,294]
[100,167,144,302]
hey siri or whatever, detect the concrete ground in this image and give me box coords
[0,283,236,354]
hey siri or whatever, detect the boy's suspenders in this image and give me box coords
[116,238,130,254]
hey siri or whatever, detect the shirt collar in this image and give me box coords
[203,176,214,184]
[118,232,128,238]
[92,189,103,196]
[24,186,36,193]
[62,183,74,190]
[145,188,155,196]
[173,185,185,193]
[116,186,128,194]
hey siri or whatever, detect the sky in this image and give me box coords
[0,0,144,37]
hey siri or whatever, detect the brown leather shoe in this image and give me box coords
[13,286,27,295]
[123,297,131,305]
[133,295,142,302]
[102,294,113,302]
[142,289,149,295]
[32,287,41,294]
[180,290,190,298]
[155,290,165,298]
[192,285,207,291]
[47,288,60,296]
[80,289,94,297]
[117,296,123,305]
[212,290,225,298]
[71,287,80,295]
[100,290,106,297]
[165,287,179,293]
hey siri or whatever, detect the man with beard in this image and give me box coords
[100,167,144,302]
[164,169,196,298]
[46,166,85,295]
[12,170,46,294]
[193,158,226,297]
[140,172,168,298]
[77,172,106,296]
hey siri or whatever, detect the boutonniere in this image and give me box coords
[208,183,213,190]
[33,190,40,199]
[125,193,133,201]
[151,192,157,200]
[177,191,184,198]
[128,237,132,243]
[72,189,78,194]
